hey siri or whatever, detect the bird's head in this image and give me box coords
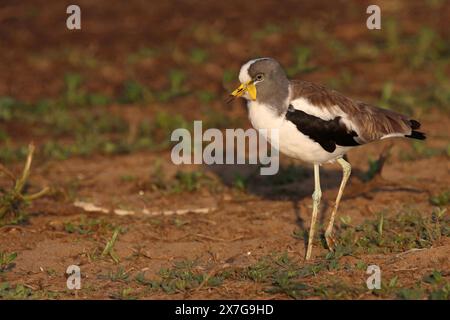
[228,58,290,106]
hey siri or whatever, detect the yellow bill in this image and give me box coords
[230,81,257,101]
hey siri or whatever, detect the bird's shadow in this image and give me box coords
[205,161,425,233]
[205,162,356,229]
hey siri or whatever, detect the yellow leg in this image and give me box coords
[325,157,351,250]
[305,164,321,260]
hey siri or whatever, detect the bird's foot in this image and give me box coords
[324,230,336,251]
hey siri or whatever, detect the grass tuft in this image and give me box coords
[135,260,229,294]
[0,251,17,272]
[0,144,49,226]
[101,228,121,263]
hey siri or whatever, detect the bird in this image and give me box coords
[227,57,426,260]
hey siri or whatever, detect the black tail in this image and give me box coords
[405,119,426,140]
[407,131,426,140]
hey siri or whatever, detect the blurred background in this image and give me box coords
[0,0,448,164]
[0,0,449,300]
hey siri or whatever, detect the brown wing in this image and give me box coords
[290,80,425,143]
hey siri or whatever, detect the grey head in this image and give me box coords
[240,58,290,114]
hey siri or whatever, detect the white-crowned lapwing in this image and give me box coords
[228,57,426,260]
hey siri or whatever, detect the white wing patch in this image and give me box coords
[289,97,338,120]
[289,97,365,143]
[380,133,407,140]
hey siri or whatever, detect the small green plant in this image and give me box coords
[379,81,394,107]
[377,82,419,114]
[189,48,208,64]
[119,80,150,104]
[101,228,121,263]
[423,270,443,285]
[0,144,49,226]
[0,252,17,272]
[120,175,137,183]
[42,141,71,160]
[412,140,441,158]
[172,170,206,192]
[0,145,29,164]
[422,270,450,300]
[151,111,190,147]
[267,275,310,299]
[110,287,137,300]
[427,68,450,109]
[364,157,384,181]
[99,267,130,282]
[87,93,111,106]
[410,27,436,68]
[135,272,159,288]
[233,173,248,191]
[388,276,399,289]
[197,90,215,104]
[399,143,444,161]
[287,46,316,77]
[222,70,235,83]
[428,282,450,300]
[315,281,366,299]
[430,190,449,207]
[0,282,32,299]
[63,216,117,235]
[64,73,86,106]
[157,69,188,102]
[244,252,350,299]
[334,208,449,255]
[384,18,399,51]
[0,96,17,121]
[397,287,425,300]
[246,257,275,282]
[141,260,227,294]
[149,159,168,191]
[132,120,154,150]
[0,129,9,142]
[173,218,188,228]
[127,47,156,64]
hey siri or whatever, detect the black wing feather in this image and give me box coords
[285,105,360,153]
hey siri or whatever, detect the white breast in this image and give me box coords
[247,101,351,164]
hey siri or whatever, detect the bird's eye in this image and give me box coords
[255,74,264,82]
